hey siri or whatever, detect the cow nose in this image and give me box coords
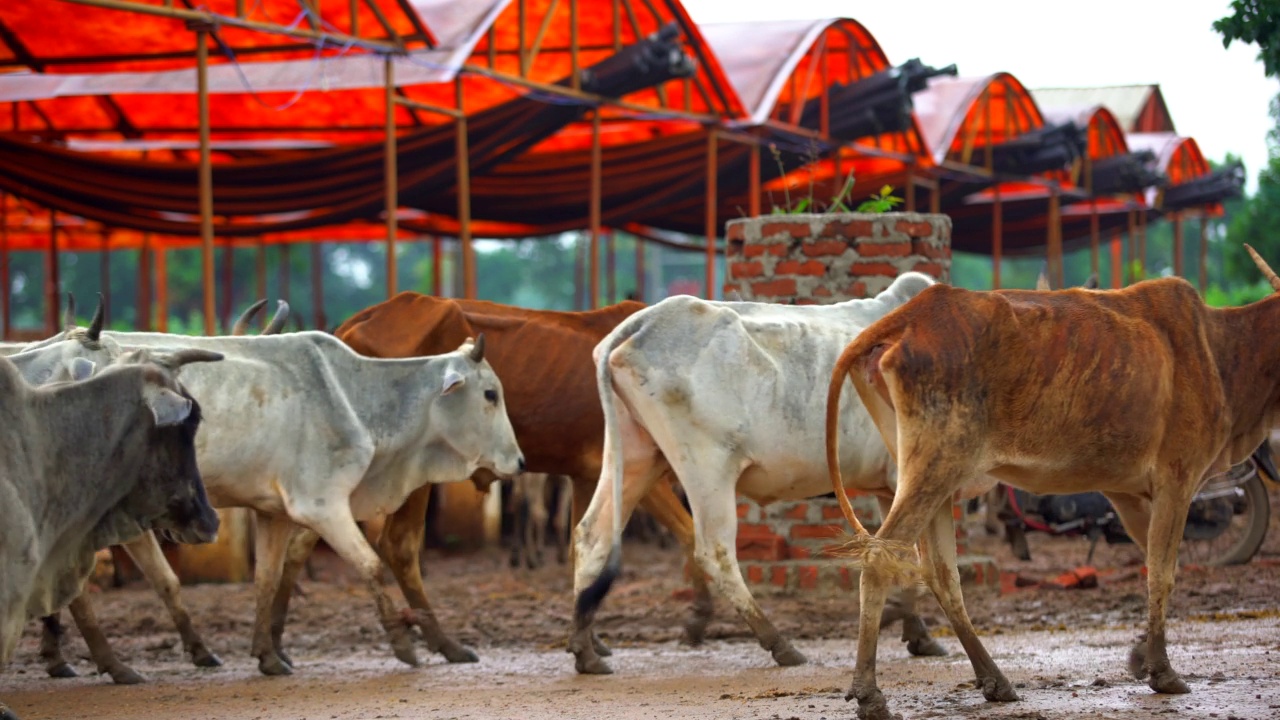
[518,456,527,472]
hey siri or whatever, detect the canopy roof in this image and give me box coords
[1033,84,1175,133]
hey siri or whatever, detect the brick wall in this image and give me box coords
[724,212,952,302]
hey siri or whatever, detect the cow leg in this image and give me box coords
[1104,492,1162,682]
[268,526,321,667]
[917,503,1017,703]
[121,533,221,668]
[378,486,478,664]
[552,476,572,565]
[569,474,613,659]
[875,496,946,657]
[66,593,145,685]
[251,512,298,676]
[528,476,548,569]
[1128,488,1193,694]
[671,451,805,668]
[39,613,77,678]
[638,478,714,647]
[298,501,420,668]
[1,699,17,720]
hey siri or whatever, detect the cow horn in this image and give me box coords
[1084,273,1099,290]
[469,333,486,363]
[1035,262,1051,291]
[1245,244,1280,293]
[63,293,77,332]
[231,299,268,336]
[160,349,225,369]
[263,300,291,335]
[86,293,105,341]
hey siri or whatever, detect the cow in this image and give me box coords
[822,245,1280,720]
[327,295,714,665]
[1,348,222,720]
[10,324,525,676]
[30,297,291,684]
[571,272,942,675]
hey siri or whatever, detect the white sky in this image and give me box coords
[684,1,1279,192]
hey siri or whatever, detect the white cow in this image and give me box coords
[569,272,940,674]
[11,328,525,676]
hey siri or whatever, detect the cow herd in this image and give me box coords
[2,245,1278,720]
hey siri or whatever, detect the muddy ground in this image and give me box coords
[4,486,1280,720]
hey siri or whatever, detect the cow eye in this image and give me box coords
[484,389,498,404]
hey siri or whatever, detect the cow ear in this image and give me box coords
[148,387,193,427]
[442,368,466,396]
[67,357,95,382]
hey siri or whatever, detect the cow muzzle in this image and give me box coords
[159,501,221,545]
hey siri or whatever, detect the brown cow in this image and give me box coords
[824,246,1280,720]
[255,294,709,665]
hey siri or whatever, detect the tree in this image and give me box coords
[1215,1,1280,79]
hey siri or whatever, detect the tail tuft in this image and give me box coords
[827,532,921,586]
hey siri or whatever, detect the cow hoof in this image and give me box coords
[1148,668,1191,695]
[847,684,900,720]
[906,636,948,657]
[574,655,614,675]
[391,637,420,668]
[1128,639,1149,680]
[107,665,146,686]
[440,643,479,664]
[591,632,613,658]
[979,676,1019,702]
[276,648,294,668]
[46,662,77,678]
[191,647,223,668]
[771,643,807,667]
[258,653,293,676]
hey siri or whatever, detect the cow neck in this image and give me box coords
[1208,292,1280,451]
[328,345,452,450]
[24,368,153,550]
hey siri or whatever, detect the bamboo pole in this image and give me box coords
[1110,228,1122,289]
[156,246,169,332]
[1047,185,1063,290]
[137,231,152,330]
[570,0,580,92]
[431,236,442,296]
[197,27,215,335]
[455,77,475,299]
[704,129,718,299]
[749,142,761,217]
[385,56,398,298]
[589,109,602,309]
[992,188,1002,289]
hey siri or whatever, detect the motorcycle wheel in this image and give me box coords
[1180,476,1271,567]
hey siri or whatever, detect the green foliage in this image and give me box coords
[1203,279,1272,307]
[856,185,904,214]
[1214,0,1280,78]
[766,143,860,215]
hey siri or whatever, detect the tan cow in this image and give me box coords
[824,246,1280,720]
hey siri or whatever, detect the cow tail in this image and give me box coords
[826,338,873,538]
[574,320,639,622]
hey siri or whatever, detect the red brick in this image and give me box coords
[797,565,818,590]
[742,244,767,258]
[752,278,797,297]
[789,546,811,560]
[746,565,764,584]
[726,222,746,242]
[800,239,849,257]
[849,262,899,277]
[912,261,945,278]
[895,220,935,237]
[726,240,743,258]
[911,239,950,259]
[846,281,868,298]
[737,522,777,537]
[858,241,912,257]
[790,523,842,540]
[760,221,812,240]
[797,260,828,276]
[781,503,808,520]
[823,219,874,238]
[771,565,788,587]
[795,298,819,305]
[738,534,788,561]
[766,243,789,257]
[822,505,847,520]
[736,502,750,519]
[731,260,764,279]
[812,285,833,298]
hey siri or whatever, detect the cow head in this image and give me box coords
[90,348,224,546]
[8,296,123,385]
[434,333,526,479]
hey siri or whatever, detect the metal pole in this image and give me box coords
[589,109,602,309]
[1172,214,1183,278]
[749,141,761,217]
[906,172,916,212]
[0,191,8,340]
[46,210,60,335]
[431,235,442,296]
[1199,215,1209,292]
[606,231,616,305]
[1110,228,1122,289]
[455,77,475,299]
[992,188,1002,289]
[156,246,169,332]
[705,128,718,299]
[385,55,398,298]
[197,26,216,335]
[1048,186,1063,290]
[1089,201,1099,280]
[634,235,645,302]
[99,232,111,326]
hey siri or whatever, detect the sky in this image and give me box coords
[683,1,1279,193]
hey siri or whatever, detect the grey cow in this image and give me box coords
[0,348,222,720]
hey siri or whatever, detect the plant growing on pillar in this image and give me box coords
[856,185,905,213]
[765,142,858,215]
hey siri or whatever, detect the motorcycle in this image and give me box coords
[987,441,1277,567]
